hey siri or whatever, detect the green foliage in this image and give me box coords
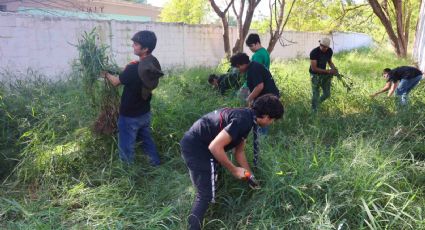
[159,0,209,24]
[251,0,420,46]
[75,28,120,135]
[251,19,270,34]
[75,28,120,106]
[1,48,425,229]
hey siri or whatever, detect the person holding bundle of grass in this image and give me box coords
[370,66,423,106]
[180,94,284,230]
[103,30,162,166]
[309,37,338,113]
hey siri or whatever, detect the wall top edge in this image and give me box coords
[0,11,370,36]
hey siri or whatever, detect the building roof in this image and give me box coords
[17,7,151,22]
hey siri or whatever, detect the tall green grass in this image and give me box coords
[1,48,424,229]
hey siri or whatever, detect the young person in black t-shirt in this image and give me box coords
[370,66,423,106]
[208,68,241,95]
[103,30,162,166]
[180,94,284,230]
[309,37,338,112]
[230,53,280,106]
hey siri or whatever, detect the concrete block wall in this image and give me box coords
[265,31,372,60]
[0,12,373,80]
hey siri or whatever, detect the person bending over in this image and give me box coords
[180,94,284,230]
[371,66,423,106]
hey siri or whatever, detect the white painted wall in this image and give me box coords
[413,0,425,72]
[0,12,373,80]
[265,31,372,60]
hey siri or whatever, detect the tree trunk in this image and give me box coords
[368,0,411,57]
[267,32,280,54]
[221,18,231,59]
[266,0,296,54]
[232,0,261,54]
[209,0,235,59]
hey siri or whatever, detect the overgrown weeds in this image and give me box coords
[1,47,424,229]
[75,28,120,135]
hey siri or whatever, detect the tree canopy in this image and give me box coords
[251,0,420,57]
[159,0,421,58]
[159,0,209,24]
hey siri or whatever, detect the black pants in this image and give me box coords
[180,134,218,230]
[187,161,218,230]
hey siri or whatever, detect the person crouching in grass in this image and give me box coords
[370,66,423,107]
[180,94,284,230]
[208,70,241,95]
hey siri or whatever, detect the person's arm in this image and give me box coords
[247,82,264,105]
[387,81,398,97]
[208,130,246,179]
[233,140,252,174]
[370,82,391,98]
[328,59,337,74]
[103,71,121,86]
[311,60,335,75]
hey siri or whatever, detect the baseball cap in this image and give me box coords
[319,37,331,47]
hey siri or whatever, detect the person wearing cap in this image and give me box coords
[370,66,423,106]
[102,30,162,166]
[309,37,338,112]
[180,94,284,230]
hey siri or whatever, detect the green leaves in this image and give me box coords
[159,0,209,24]
[75,28,120,135]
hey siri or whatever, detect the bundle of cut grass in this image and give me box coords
[76,28,121,135]
[334,69,354,92]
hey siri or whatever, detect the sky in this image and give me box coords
[146,0,168,7]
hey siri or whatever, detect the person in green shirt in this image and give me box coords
[246,33,270,69]
[239,34,271,102]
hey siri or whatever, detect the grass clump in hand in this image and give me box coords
[75,28,121,135]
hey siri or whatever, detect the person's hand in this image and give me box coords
[231,167,247,180]
[329,69,338,75]
[244,170,260,189]
[100,71,108,79]
[246,97,253,107]
[248,99,253,107]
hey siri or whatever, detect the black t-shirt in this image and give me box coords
[387,66,423,82]
[119,61,151,117]
[217,75,230,95]
[246,61,280,97]
[182,108,255,169]
[217,72,241,95]
[309,46,333,74]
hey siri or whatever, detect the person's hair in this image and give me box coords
[208,74,218,84]
[246,33,260,46]
[251,94,284,119]
[383,68,391,73]
[131,30,157,54]
[230,53,250,67]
